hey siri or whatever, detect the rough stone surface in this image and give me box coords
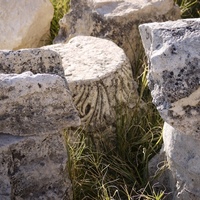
[0,48,64,78]
[0,0,54,50]
[139,18,200,138]
[44,36,139,133]
[0,72,80,136]
[163,122,200,200]
[0,132,72,200]
[0,42,80,199]
[139,19,200,200]
[54,0,180,64]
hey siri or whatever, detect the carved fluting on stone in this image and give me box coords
[43,36,139,132]
[54,0,180,64]
[0,0,53,50]
[139,18,200,137]
[139,19,200,200]
[0,48,64,78]
[68,62,136,131]
[0,72,80,136]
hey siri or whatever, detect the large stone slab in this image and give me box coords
[0,132,72,200]
[0,72,80,136]
[54,0,180,64]
[139,19,200,200]
[0,0,53,50]
[163,122,200,200]
[139,18,200,138]
[43,36,139,133]
[0,48,64,78]
[0,46,80,198]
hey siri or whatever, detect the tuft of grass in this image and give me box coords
[49,0,70,43]
[174,0,200,18]
[65,57,165,199]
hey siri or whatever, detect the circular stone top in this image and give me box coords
[46,36,129,82]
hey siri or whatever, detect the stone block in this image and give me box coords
[0,48,64,78]
[139,18,200,138]
[139,18,200,200]
[54,0,180,64]
[0,72,80,136]
[0,132,72,199]
[0,39,81,199]
[0,0,54,50]
[163,122,200,200]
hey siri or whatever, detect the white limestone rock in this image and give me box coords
[0,72,80,136]
[43,36,139,133]
[139,18,200,138]
[139,18,200,200]
[0,48,64,78]
[0,132,72,199]
[163,122,200,200]
[0,0,54,50]
[54,0,180,64]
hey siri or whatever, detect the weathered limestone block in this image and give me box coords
[44,36,139,133]
[139,19,200,199]
[0,47,80,198]
[163,122,200,200]
[0,71,80,199]
[0,72,80,136]
[0,0,54,50]
[0,48,64,78]
[54,0,180,64]
[0,132,71,200]
[139,18,200,137]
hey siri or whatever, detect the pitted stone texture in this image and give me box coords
[163,122,200,200]
[0,72,80,136]
[43,36,139,132]
[0,48,64,78]
[0,0,53,50]
[0,132,72,200]
[54,0,180,64]
[139,19,200,137]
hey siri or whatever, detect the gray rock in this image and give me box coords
[44,36,139,134]
[0,72,80,136]
[0,132,72,200]
[0,0,53,50]
[139,18,200,138]
[139,18,200,199]
[0,38,81,199]
[163,122,200,200]
[0,48,64,78]
[54,0,180,64]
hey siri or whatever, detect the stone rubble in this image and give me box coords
[139,18,200,200]
[54,0,180,64]
[0,50,80,199]
[1,0,196,199]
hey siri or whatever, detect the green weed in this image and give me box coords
[49,0,70,43]
[175,0,200,18]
